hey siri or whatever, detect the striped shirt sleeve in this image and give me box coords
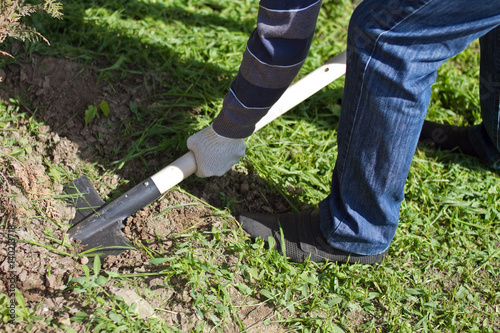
[212,0,322,138]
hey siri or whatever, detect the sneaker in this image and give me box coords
[238,210,388,264]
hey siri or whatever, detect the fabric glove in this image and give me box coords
[187,125,246,178]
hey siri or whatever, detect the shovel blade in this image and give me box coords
[64,176,133,257]
[64,176,106,226]
[78,222,134,257]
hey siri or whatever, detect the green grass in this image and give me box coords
[1,0,499,332]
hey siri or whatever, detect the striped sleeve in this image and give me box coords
[212,0,322,138]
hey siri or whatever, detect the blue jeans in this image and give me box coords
[318,0,500,255]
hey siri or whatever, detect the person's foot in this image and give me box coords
[238,210,388,264]
[419,120,480,158]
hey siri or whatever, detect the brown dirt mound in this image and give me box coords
[0,54,291,331]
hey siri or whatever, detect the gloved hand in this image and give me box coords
[187,125,246,177]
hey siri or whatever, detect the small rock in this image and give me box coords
[42,76,50,90]
[37,133,49,143]
[18,270,27,282]
[240,182,250,193]
[110,287,156,318]
[20,69,28,83]
[38,125,50,134]
[80,256,89,265]
[0,259,10,273]
[111,174,120,186]
[16,229,35,241]
[52,133,60,144]
[58,317,71,326]
[45,274,57,288]
[53,184,63,194]
[10,131,20,141]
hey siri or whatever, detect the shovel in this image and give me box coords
[65,51,347,257]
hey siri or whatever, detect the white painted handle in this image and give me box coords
[151,51,347,194]
[151,151,197,194]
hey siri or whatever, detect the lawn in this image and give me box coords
[0,0,498,332]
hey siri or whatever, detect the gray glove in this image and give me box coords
[187,125,246,177]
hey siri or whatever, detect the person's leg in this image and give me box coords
[419,26,500,168]
[468,26,500,168]
[240,0,500,262]
[318,0,500,256]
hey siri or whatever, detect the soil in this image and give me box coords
[0,54,292,332]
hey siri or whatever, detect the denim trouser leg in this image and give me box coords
[469,26,500,168]
[319,0,500,255]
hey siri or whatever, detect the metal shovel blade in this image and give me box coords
[64,176,134,257]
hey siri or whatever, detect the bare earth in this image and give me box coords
[0,54,292,332]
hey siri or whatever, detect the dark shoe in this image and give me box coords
[238,210,388,264]
[419,120,480,158]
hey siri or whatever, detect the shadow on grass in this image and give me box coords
[1,1,250,173]
[0,0,344,217]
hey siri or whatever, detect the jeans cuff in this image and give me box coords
[318,198,383,255]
